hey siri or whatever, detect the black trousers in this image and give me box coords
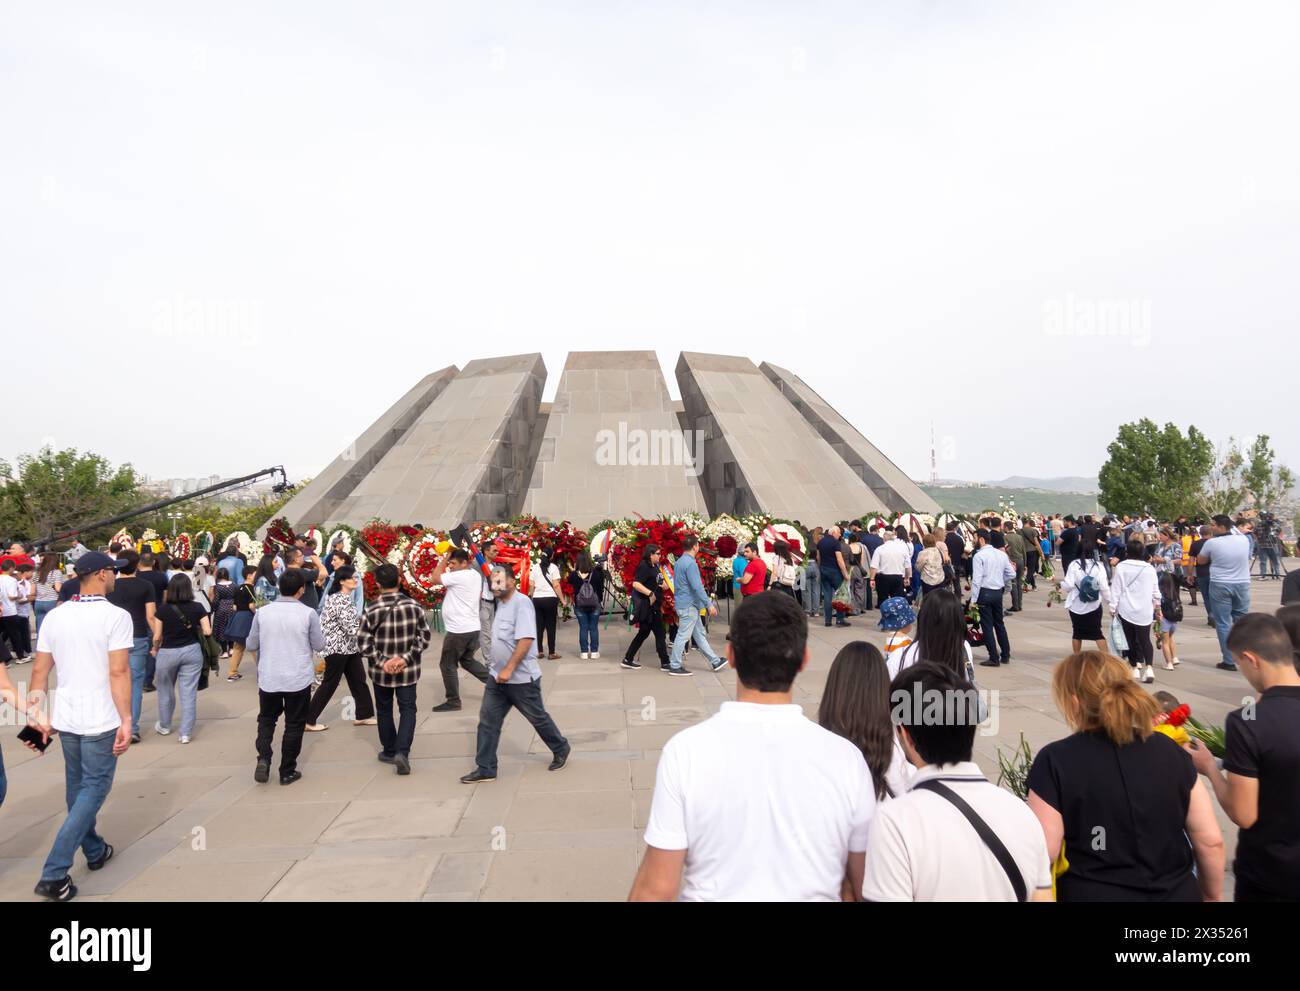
[256,687,311,775]
[439,630,491,704]
[0,616,28,657]
[307,652,375,724]
[626,616,669,666]
[1120,617,1154,669]
[533,597,559,655]
[374,683,418,759]
[978,592,1012,662]
[1026,552,1040,589]
[875,574,905,602]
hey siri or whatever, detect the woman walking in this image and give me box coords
[621,544,670,670]
[33,554,63,636]
[1027,651,1224,902]
[914,534,947,602]
[226,565,258,681]
[529,547,564,659]
[254,553,279,603]
[893,588,977,684]
[820,641,914,801]
[307,567,376,731]
[1157,569,1182,671]
[149,574,211,744]
[565,552,605,659]
[1109,539,1162,684]
[210,568,237,657]
[1056,553,1111,655]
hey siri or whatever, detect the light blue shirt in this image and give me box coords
[1200,531,1251,585]
[490,591,542,684]
[218,554,245,583]
[246,596,324,693]
[674,553,711,614]
[970,545,1016,597]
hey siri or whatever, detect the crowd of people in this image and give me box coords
[0,505,1296,903]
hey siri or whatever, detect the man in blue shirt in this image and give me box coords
[972,532,1016,667]
[667,536,724,676]
[1197,515,1253,671]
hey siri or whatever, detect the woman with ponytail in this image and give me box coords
[1025,650,1224,901]
[819,642,913,801]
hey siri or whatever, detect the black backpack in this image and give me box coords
[575,573,600,610]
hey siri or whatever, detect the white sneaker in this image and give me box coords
[1143,665,1155,684]
[179,735,191,744]
[154,722,172,736]
[580,652,589,659]
[1172,656,1181,667]
[590,652,600,659]
[1130,666,1141,681]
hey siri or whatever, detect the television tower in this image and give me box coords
[929,422,939,485]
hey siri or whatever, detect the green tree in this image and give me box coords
[0,447,145,545]
[1241,435,1296,511]
[1199,439,1246,517]
[1098,420,1213,518]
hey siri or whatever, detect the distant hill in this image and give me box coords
[919,485,1098,516]
[982,476,1098,494]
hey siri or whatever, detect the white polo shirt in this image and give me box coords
[439,568,482,635]
[644,701,876,901]
[862,762,1052,902]
[870,540,912,576]
[35,595,134,736]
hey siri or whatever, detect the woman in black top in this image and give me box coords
[1026,650,1224,901]
[149,574,212,744]
[227,565,258,681]
[621,544,669,671]
[565,551,605,660]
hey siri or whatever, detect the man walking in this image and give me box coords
[104,551,156,744]
[461,563,569,783]
[1020,520,1041,591]
[972,532,1015,667]
[358,564,431,774]
[1197,515,1252,672]
[944,521,967,593]
[430,549,492,712]
[817,525,853,628]
[246,569,322,785]
[666,536,725,676]
[28,552,133,901]
[869,528,911,603]
[1003,525,1027,611]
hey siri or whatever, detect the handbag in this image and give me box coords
[225,607,254,642]
[168,603,219,689]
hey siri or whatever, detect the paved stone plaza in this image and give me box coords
[1,573,1291,901]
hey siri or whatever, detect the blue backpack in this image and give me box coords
[1076,560,1100,603]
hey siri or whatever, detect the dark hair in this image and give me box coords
[575,550,593,573]
[139,551,155,568]
[116,550,140,575]
[330,549,353,566]
[744,541,758,554]
[448,548,470,564]
[890,662,980,766]
[911,590,967,679]
[730,591,806,692]
[165,572,195,604]
[157,552,172,572]
[284,548,303,566]
[38,554,61,583]
[895,525,908,541]
[1227,612,1298,668]
[217,567,230,581]
[256,553,278,583]
[108,542,122,554]
[278,568,306,597]
[773,540,793,565]
[641,543,660,562]
[945,521,957,532]
[242,564,258,580]
[1212,514,1234,530]
[373,563,400,590]
[1126,538,1145,560]
[302,538,316,552]
[330,566,356,591]
[682,535,699,552]
[1275,606,1300,671]
[988,530,1005,549]
[820,642,896,800]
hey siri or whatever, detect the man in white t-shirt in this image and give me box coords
[27,552,133,902]
[477,542,500,665]
[863,661,1052,902]
[869,529,913,603]
[630,591,876,901]
[430,548,492,712]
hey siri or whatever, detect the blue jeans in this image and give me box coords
[669,608,721,671]
[804,566,822,615]
[128,636,150,736]
[820,566,843,625]
[1259,547,1281,577]
[155,642,203,737]
[0,742,6,809]
[474,678,567,775]
[34,599,57,636]
[576,607,600,653]
[41,729,117,881]
[1208,581,1251,667]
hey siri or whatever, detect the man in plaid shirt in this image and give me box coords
[358,563,431,775]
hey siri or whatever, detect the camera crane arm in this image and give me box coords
[34,466,292,552]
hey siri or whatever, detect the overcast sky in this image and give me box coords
[3,1,1297,489]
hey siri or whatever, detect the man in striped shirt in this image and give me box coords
[358,564,431,776]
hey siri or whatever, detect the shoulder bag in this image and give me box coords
[912,779,1027,901]
[168,603,219,689]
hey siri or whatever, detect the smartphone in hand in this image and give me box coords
[18,725,53,753]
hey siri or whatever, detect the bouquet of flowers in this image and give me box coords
[964,599,985,645]
[1046,586,1065,608]
[400,530,450,608]
[610,515,715,625]
[171,533,192,561]
[1039,557,1054,580]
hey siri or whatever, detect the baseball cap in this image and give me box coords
[73,551,129,576]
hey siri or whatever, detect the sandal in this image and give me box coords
[305,723,328,732]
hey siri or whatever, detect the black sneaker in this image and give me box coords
[1001,657,1012,665]
[460,769,496,783]
[1215,662,1239,672]
[431,701,462,712]
[34,876,76,901]
[835,621,851,627]
[980,659,1001,667]
[393,754,411,775]
[709,658,727,673]
[254,760,271,783]
[659,663,672,672]
[130,733,141,745]
[620,658,642,670]
[666,667,693,677]
[280,770,303,786]
[549,748,570,771]
[87,844,114,871]
[142,684,157,693]
[377,752,397,764]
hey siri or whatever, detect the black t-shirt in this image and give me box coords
[944,532,966,565]
[565,567,605,604]
[234,583,256,612]
[1188,538,1209,583]
[106,576,157,638]
[155,600,208,648]
[139,570,169,604]
[816,534,842,569]
[297,569,320,610]
[1026,730,1197,900]
[58,576,81,602]
[1059,528,1080,562]
[1223,686,1300,897]
[1282,570,1300,605]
